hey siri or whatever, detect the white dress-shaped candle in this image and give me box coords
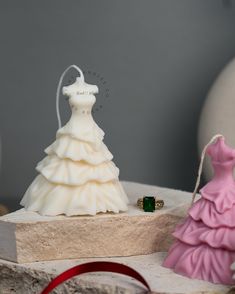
[20,69,129,216]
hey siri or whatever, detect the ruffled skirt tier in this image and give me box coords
[45,135,113,165]
[36,155,119,186]
[21,175,128,216]
[189,198,235,228]
[200,182,235,213]
[174,217,235,250]
[163,241,235,285]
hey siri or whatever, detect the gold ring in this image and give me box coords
[137,196,164,212]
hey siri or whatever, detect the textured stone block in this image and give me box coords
[0,252,229,293]
[0,181,193,263]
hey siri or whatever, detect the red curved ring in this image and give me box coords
[41,261,151,294]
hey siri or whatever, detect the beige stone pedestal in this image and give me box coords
[0,252,230,293]
[0,182,193,263]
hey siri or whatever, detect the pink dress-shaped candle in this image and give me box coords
[163,137,235,284]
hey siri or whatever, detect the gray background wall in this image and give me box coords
[1,0,235,210]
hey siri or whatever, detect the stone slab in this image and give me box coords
[0,252,230,294]
[0,181,195,263]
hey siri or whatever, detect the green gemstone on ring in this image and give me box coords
[143,196,155,212]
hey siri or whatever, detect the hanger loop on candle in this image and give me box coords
[191,134,224,206]
[56,65,84,129]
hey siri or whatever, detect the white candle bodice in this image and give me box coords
[57,94,104,145]
[56,76,104,145]
[69,94,96,117]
